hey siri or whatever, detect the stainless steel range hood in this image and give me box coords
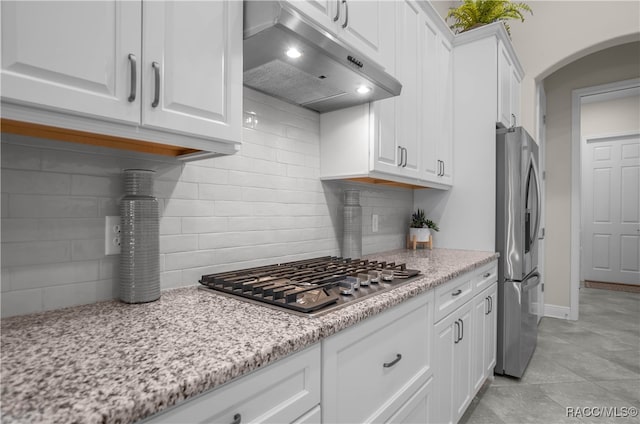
[243,1,402,113]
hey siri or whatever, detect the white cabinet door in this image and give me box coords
[452,301,473,422]
[436,36,454,185]
[496,40,512,128]
[394,0,421,179]
[433,300,473,424]
[510,66,522,127]
[142,0,242,142]
[371,98,400,174]
[338,0,395,71]
[472,282,498,394]
[1,1,141,124]
[484,283,498,377]
[419,12,440,182]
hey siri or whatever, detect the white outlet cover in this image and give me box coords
[105,216,121,255]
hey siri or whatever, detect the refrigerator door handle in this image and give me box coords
[531,160,542,243]
[521,271,541,290]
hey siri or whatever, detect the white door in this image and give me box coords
[1,1,141,123]
[582,134,640,285]
[142,0,242,141]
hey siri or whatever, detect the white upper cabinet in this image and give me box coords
[319,1,453,190]
[1,0,242,158]
[420,12,453,186]
[284,0,395,72]
[496,38,522,128]
[141,1,242,141]
[1,1,141,124]
[392,0,422,179]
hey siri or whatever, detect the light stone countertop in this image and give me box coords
[0,248,498,424]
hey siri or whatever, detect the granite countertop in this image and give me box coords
[1,248,498,424]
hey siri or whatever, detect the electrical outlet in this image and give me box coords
[372,214,379,233]
[105,216,121,255]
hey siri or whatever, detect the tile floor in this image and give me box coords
[460,287,640,424]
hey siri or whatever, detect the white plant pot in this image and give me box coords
[409,227,431,242]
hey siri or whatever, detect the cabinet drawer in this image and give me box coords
[434,275,473,322]
[473,262,498,294]
[322,293,433,424]
[145,344,320,424]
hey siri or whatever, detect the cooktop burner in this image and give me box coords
[199,256,421,317]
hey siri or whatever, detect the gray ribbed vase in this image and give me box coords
[342,189,362,259]
[119,169,160,303]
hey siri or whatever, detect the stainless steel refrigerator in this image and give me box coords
[495,126,542,378]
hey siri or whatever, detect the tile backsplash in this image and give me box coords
[1,88,412,317]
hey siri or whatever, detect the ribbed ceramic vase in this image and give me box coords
[119,169,160,303]
[342,189,362,259]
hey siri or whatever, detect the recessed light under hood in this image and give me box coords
[243,1,402,113]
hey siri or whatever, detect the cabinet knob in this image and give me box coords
[451,289,462,296]
[383,353,402,368]
[231,413,241,424]
[483,272,491,278]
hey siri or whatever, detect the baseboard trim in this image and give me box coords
[584,280,640,293]
[544,304,571,320]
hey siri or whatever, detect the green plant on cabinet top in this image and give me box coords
[446,0,533,36]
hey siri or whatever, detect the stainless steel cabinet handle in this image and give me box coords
[231,413,241,424]
[483,272,491,278]
[454,320,460,344]
[383,353,402,368]
[511,113,516,128]
[342,0,349,28]
[459,318,464,341]
[402,147,408,167]
[151,61,160,108]
[441,160,445,176]
[489,295,493,313]
[485,296,490,315]
[127,54,137,102]
[333,0,340,22]
[398,146,403,166]
[452,289,462,296]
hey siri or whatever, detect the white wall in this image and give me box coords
[543,42,640,308]
[0,88,413,317]
[413,36,497,252]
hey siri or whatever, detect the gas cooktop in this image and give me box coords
[199,256,422,317]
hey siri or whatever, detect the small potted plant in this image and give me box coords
[410,209,439,242]
[446,0,533,36]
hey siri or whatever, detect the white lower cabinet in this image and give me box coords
[432,261,498,424]
[472,282,498,393]
[433,299,474,424]
[144,344,321,424]
[322,292,434,423]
